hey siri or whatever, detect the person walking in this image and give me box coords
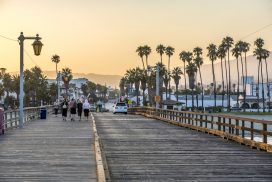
[61,99,68,121]
[53,100,59,117]
[77,99,83,121]
[69,98,77,121]
[83,99,91,120]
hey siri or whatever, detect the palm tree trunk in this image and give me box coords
[265,58,270,112]
[240,56,245,110]
[142,88,146,106]
[228,50,231,111]
[192,89,194,111]
[184,62,187,108]
[261,61,265,112]
[176,84,178,101]
[220,58,225,108]
[141,57,145,70]
[199,67,204,112]
[145,56,149,70]
[244,52,248,112]
[257,60,261,113]
[168,57,171,100]
[160,54,163,64]
[224,57,229,111]
[236,58,240,107]
[212,62,216,107]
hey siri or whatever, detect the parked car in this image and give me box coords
[113,102,127,114]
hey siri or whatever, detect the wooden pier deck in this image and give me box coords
[0,115,97,182]
[94,112,272,182]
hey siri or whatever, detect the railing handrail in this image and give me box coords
[130,107,272,124]
[129,107,272,152]
[2,105,53,130]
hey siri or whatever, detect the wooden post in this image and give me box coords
[211,116,213,129]
[263,123,267,144]
[200,114,203,127]
[223,117,226,132]
[241,120,245,138]
[251,122,254,140]
[218,117,221,131]
[235,119,239,136]
[205,115,208,128]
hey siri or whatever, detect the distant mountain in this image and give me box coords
[44,71,122,88]
[198,53,272,85]
[10,70,122,88]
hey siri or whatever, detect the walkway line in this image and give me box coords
[91,113,108,182]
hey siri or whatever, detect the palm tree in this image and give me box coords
[217,44,227,108]
[179,51,192,108]
[253,38,264,112]
[51,54,60,76]
[193,47,203,111]
[232,43,241,107]
[186,62,198,111]
[165,46,175,99]
[119,77,126,97]
[237,41,245,108]
[0,68,6,79]
[139,69,147,106]
[222,36,234,111]
[136,46,145,70]
[240,41,250,111]
[61,67,73,97]
[207,43,217,108]
[125,68,141,106]
[156,44,165,64]
[171,67,183,101]
[143,45,151,69]
[163,70,170,99]
[263,49,270,112]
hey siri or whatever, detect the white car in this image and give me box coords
[113,102,128,114]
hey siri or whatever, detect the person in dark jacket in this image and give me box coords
[61,99,69,121]
[77,99,83,121]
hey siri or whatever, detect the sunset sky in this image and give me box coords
[0,0,271,75]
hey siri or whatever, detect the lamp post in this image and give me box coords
[18,32,43,128]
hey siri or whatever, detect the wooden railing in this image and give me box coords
[128,107,272,152]
[3,106,53,130]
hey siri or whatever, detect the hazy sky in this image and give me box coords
[0,0,271,75]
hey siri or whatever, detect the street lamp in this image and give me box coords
[18,32,43,128]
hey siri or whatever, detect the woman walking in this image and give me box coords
[77,99,83,121]
[69,98,77,121]
[53,100,59,117]
[83,99,90,120]
[61,99,68,121]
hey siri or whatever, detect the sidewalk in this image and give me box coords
[0,114,97,181]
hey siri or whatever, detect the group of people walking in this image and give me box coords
[54,98,91,121]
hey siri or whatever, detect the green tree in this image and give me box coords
[186,62,198,110]
[222,36,234,111]
[165,46,175,98]
[193,47,203,110]
[253,38,264,112]
[136,46,145,70]
[207,43,217,107]
[156,44,165,64]
[217,44,227,108]
[61,67,73,98]
[263,49,270,112]
[2,73,13,99]
[143,45,151,69]
[240,41,250,111]
[171,67,183,101]
[232,43,242,107]
[51,54,60,75]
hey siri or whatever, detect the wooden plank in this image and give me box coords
[0,115,97,181]
[94,113,272,181]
